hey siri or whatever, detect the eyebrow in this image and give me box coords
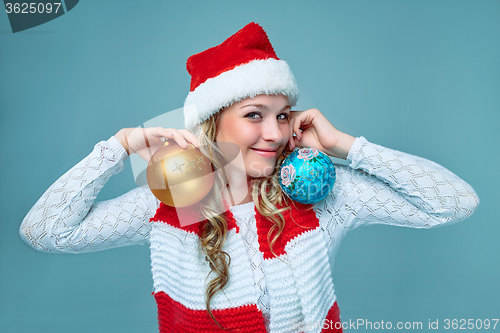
[239,103,291,112]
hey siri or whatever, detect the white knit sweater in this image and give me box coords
[19,135,479,332]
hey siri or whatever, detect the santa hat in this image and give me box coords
[183,22,299,133]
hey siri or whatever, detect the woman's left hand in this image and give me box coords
[288,108,356,160]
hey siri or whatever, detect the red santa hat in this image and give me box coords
[183,22,299,132]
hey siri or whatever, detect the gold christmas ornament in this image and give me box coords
[147,140,215,207]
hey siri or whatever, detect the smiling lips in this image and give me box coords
[251,148,278,158]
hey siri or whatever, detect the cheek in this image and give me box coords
[217,120,240,143]
[217,123,255,156]
[234,126,260,149]
[281,123,291,140]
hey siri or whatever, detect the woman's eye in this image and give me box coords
[245,112,289,120]
[245,112,261,119]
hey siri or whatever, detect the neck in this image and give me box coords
[223,176,254,207]
[220,153,255,207]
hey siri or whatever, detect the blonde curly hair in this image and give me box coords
[194,106,305,329]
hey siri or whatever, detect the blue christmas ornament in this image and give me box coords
[279,148,336,204]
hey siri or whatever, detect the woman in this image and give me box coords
[20,22,479,333]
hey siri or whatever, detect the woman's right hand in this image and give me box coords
[114,127,199,162]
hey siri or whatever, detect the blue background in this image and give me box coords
[1,0,498,332]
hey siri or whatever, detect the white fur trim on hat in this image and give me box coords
[183,58,299,131]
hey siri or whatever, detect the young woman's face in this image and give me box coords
[216,94,291,180]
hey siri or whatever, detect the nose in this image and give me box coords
[261,118,284,143]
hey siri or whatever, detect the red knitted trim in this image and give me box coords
[149,199,318,257]
[153,291,267,333]
[255,201,319,260]
[320,301,343,332]
[149,201,239,237]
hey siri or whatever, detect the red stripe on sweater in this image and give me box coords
[149,201,239,236]
[255,201,319,260]
[153,291,267,333]
[321,301,343,332]
[150,199,319,259]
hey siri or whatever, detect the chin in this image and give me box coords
[247,161,278,178]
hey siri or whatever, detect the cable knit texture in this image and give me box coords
[19,135,479,333]
[149,197,338,332]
